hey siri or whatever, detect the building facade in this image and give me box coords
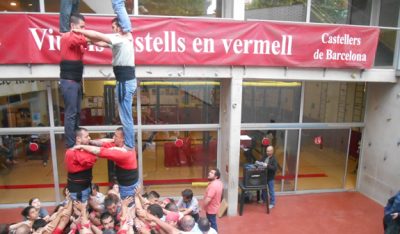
[0,0,399,216]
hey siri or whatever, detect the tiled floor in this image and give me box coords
[218,192,383,234]
[0,192,383,234]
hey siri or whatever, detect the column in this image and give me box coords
[222,0,245,20]
[219,67,243,216]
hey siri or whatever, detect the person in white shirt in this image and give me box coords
[176,189,200,221]
[180,215,202,233]
[91,183,105,205]
[198,217,218,234]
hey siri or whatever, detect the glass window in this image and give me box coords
[241,81,302,123]
[0,0,40,12]
[379,0,400,27]
[0,133,55,204]
[44,0,95,13]
[140,81,220,125]
[311,0,372,25]
[245,0,307,22]
[0,81,50,127]
[297,129,349,190]
[282,129,299,192]
[374,29,397,67]
[239,129,299,192]
[139,0,222,17]
[53,80,137,126]
[142,130,217,196]
[346,128,361,190]
[349,0,372,25]
[303,82,366,123]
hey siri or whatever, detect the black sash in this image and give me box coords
[60,60,83,81]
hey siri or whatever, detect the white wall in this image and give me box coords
[359,80,400,204]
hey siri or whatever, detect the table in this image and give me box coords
[239,181,270,216]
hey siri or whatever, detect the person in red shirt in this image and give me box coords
[60,13,87,149]
[203,168,223,232]
[65,127,97,202]
[75,127,139,199]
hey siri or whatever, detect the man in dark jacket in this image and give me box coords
[257,145,278,209]
[383,191,400,234]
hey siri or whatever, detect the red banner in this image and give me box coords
[0,14,379,68]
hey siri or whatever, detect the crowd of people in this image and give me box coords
[3,167,222,234]
[0,0,288,233]
[0,0,226,233]
[4,1,400,233]
[20,111,222,233]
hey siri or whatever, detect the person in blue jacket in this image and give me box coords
[384,191,400,234]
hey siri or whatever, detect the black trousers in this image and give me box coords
[383,214,400,234]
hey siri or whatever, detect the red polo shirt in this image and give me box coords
[60,32,87,61]
[204,179,223,214]
[99,142,137,170]
[64,148,97,173]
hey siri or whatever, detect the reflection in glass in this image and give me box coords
[348,0,371,25]
[44,0,94,13]
[374,29,397,67]
[379,0,400,27]
[0,81,50,127]
[245,0,307,22]
[239,129,298,192]
[0,0,40,12]
[345,128,360,190]
[297,129,349,190]
[280,130,298,192]
[303,82,366,123]
[0,133,54,204]
[53,80,137,126]
[239,129,280,164]
[241,81,301,123]
[142,130,217,196]
[311,0,350,24]
[311,0,372,25]
[140,81,220,125]
[139,0,222,17]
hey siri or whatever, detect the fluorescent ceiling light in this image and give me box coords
[140,81,220,86]
[139,81,301,87]
[10,2,17,6]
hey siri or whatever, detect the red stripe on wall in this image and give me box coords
[0,173,327,189]
[143,178,209,185]
[0,182,111,190]
[277,173,327,180]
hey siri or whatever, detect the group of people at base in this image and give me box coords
[6,0,226,233]
[59,1,400,233]
[4,167,223,234]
